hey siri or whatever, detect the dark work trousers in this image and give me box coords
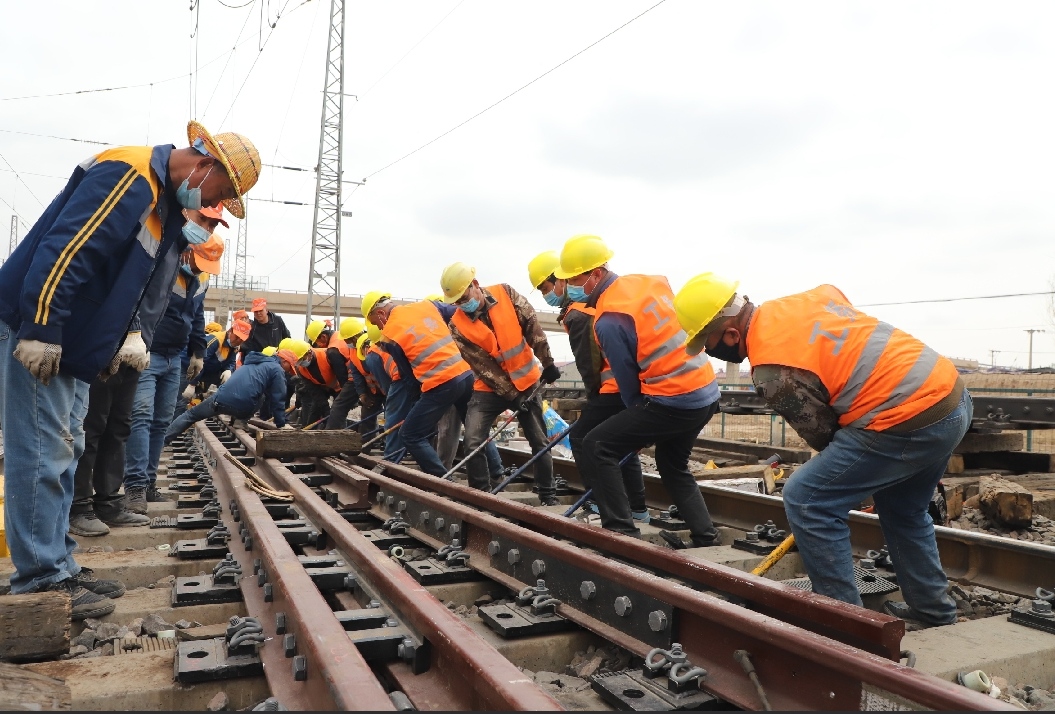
[463,386,555,499]
[570,393,646,513]
[297,380,332,427]
[327,384,381,431]
[582,399,720,542]
[401,375,473,477]
[72,365,141,517]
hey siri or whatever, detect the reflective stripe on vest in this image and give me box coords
[297,347,342,391]
[382,301,470,391]
[451,284,541,392]
[563,303,618,395]
[745,284,960,431]
[593,275,716,397]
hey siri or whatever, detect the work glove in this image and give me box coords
[113,331,150,373]
[14,339,62,385]
[541,364,561,384]
[280,424,295,430]
[220,369,232,384]
[186,355,204,381]
[181,385,196,400]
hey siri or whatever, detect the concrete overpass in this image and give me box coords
[203,287,564,333]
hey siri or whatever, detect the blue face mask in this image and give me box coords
[457,297,480,313]
[181,221,210,245]
[543,291,562,307]
[175,164,214,210]
[565,284,588,303]
[180,262,195,277]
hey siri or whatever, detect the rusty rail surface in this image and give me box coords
[498,445,1055,599]
[312,456,1000,711]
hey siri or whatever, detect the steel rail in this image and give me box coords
[226,430,564,712]
[498,446,1055,599]
[194,423,395,711]
[321,457,1000,711]
[351,454,903,660]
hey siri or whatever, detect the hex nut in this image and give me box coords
[253,558,262,574]
[386,495,395,508]
[508,549,521,565]
[283,633,296,657]
[396,500,407,513]
[256,570,267,586]
[263,583,273,602]
[243,535,254,552]
[275,612,287,635]
[487,541,501,556]
[376,491,385,504]
[292,655,307,681]
[580,581,597,600]
[531,559,546,577]
[419,511,431,525]
[449,523,461,539]
[343,574,358,591]
[614,596,632,616]
[435,517,446,531]
[648,610,668,632]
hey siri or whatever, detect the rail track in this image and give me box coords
[160,417,1012,711]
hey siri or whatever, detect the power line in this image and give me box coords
[0,153,45,208]
[200,2,259,119]
[217,0,256,7]
[0,128,111,145]
[362,0,670,180]
[859,291,1054,308]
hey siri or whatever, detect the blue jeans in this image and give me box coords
[782,390,972,624]
[124,352,181,489]
[0,320,90,592]
[165,394,229,442]
[401,375,473,476]
[382,380,416,461]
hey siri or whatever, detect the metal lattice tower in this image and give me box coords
[217,236,234,325]
[234,203,250,311]
[8,215,16,260]
[305,0,346,327]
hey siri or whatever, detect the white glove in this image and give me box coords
[13,339,62,384]
[281,424,295,430]
[182,385,196,400]
[116,331,150,372]
[220,369,232,384]
[186,355,204,381]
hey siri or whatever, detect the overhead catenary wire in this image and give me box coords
[0,152,45,208]
[858,291,1055,308]
[362,0,670,180]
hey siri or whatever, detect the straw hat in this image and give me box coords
[186,121,261,219]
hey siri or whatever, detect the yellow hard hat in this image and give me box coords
[205,321,224,335]
[439,262,476,303]
[262,346,278,357]
[339,316,365,341]
[674,272,741,355]
[527,250,561,290]
[287,339,312,361]
[361,290,391,324]
[278,337,295,352]
[554,235,614,279]
[367,323,382,344]
[355,332,370,360]
[424,293,444,302]
[305,319,327,344]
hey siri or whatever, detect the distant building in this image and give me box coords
[948,357,980,371]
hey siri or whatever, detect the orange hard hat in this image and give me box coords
[198,203,230,229]
[251,298,267,312]
[190,234,224,275]
[231,320,252,340]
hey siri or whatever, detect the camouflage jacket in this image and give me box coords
[751,364,838,452]
[449,284,554,400]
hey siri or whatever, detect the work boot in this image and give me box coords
[632,510,651,524]
[97,507,150,528]
[539,495,561,507]
[882,601,955,630]
[68,510,110,537]
[146,486,173,503]
[690,531,722,548]
[124,486,148,515]
[72,567,126,599]
[39,579,116,620]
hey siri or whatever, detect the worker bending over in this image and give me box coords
[190,318,249,395]
[441,262,561,503]
[556,235,722,548]
[529,250,648,520]
[360,319,416,460]
[326,318,374,429]
[295,336,346,426]
[675,275,970,626]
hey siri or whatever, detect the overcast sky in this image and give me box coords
[1,1,1053,366]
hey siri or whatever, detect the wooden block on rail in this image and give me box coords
[979,475,1032,528]
[0,591,70,661]
[255,429,362,459]
[945,453,964,474]
[955,431,1024,453]
[0,662,70,710]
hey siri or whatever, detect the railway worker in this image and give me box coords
[188,318,250,395]
[123,225,225,514]
[305,318,335,348]
[241,298,290,354]
[674,274,970,626]
[326,317,376,430]
[529,250,649,521]
[294,338,344,426]
[0,120,259,618]
[363,291,474,476]
[439,262,562,503]
[360,321,416,459]
[555,235,722,548]
[165,347,300,441]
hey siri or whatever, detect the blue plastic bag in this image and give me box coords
[542,402,573,457]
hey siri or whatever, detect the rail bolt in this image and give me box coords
[275,612,287,635]
[257,570,267,586]
[243,534,254,552]
[396,501,407,513]
[648,610,668,632]
[253,558,263,574]
[376,491,385,505]
[397,638,416,663]
[283,633,296,657]
[508,549,521,565]
[488,541,501,556]
[419,511,430,525]
[1032,600,1055,618]
[386,495,396,508]
[532,559,546,576]
[435,517,446,531]
[580,581,597,600]
[263,583,274,602]
[368,600,381,609]
[859,558,877,571]
[449,523,461,539]
[344,574,358,591]
[744,532,759,543]
[292,655,307,681]
[386,618,399,628]
[614,596,633,616]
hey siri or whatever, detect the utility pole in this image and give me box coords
[8,215,17,260]
[1025,329,1045,370]
[305,0,346,328]
[989,349,1001,368]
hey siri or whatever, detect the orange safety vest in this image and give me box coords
[746,285,959,431]
[296,347,342,391]
[564,303,617,395]
[382,301,470,392]
[593,275,716,397]
[366,344,400,393]
[451,284,542,392]
[346,347,377,394]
